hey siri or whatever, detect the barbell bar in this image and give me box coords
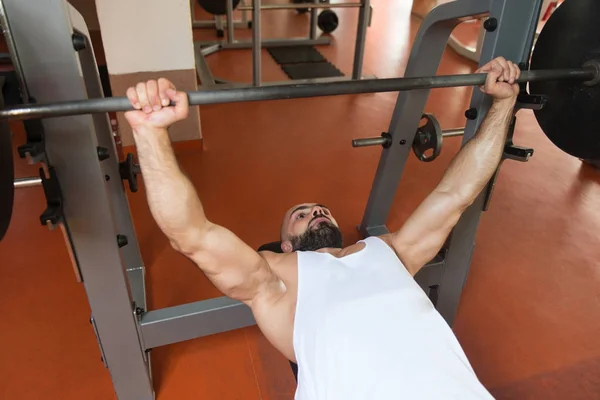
[0,66,596,121]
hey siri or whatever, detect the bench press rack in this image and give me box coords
[0,0,544,398]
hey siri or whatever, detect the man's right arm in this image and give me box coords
[387,57,520,275]
[126,80,282,305]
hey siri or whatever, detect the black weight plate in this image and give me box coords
[530,0,600,160]
[0,97,14,240]
[197,0,241,16]
[412,114,442,162]
[317,10,339,34]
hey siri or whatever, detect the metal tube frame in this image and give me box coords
[226,0,235,44]
[447,18,485,63]
[352,0,370,79]
[195,37,331,48]
[194,42,216,86]
[358,0,543,325]
[252,0,261,85]
[309,0,318,40]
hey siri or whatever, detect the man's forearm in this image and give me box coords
[133,128,208,249]
[438,99,515,204]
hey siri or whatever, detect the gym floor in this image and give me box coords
[2,1,600,399]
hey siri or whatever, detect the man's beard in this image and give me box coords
[289,219,343,252]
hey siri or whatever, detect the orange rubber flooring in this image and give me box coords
[1,1,600,399]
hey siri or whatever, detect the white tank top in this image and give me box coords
[293,236,494,400]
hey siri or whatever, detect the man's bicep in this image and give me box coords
[391,190,466,275]
[182,222,275,303]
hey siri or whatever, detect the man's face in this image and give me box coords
[280,203,343,252]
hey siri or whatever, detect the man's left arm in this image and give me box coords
[385,57,520,275]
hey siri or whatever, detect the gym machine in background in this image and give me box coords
[190,0,372,87]
[192,0,339,37]
[1,0,599,399]
[192,0,251,36]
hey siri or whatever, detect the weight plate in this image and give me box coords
[196,0,241,16]
[0,117,14,241]
[530,0,600,160]
[318,10,339,34]
[412,114,442,162]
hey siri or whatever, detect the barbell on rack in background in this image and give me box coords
[352,114,465,162]
[197,0,346,34]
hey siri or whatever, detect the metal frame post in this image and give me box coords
[74,31,149,316]
[140,297,255,349]
[435,0,542,324]
[226,0,235,43]
[352,0,371,79]
[309,0,318,40]
[358,0,489,238]
[358,0,543,324]
[2,1,154,399]
[195,42,217,86]
[251,0,261,85]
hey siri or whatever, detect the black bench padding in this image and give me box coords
[258,241,297,382]
[258,241,283,253]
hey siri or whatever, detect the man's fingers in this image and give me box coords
[506,62,517,84]
[146,80,161,111]
[511,62,521,83]
[158,78,175,107]
[495,57,510,82]
[488,60,505,82]
[506,62,514,84]
[168,90,189,118]
[475,64,493,74]
[126,87,141,109]
[484,68,501,92]
[136,82,151,113]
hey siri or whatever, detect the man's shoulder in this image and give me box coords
[373,233,395,246]
[259,249,296,266]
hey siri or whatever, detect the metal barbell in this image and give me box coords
[0,67,596,121]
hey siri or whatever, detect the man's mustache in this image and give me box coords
[310,214,332,227]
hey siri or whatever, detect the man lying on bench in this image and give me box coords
[123,56,519,399]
